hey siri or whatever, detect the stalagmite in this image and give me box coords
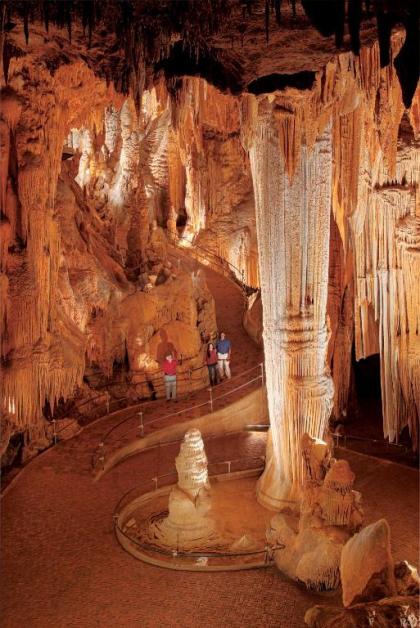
[149,429,214,548]
[268,433,363,591]
[305,519,420,626]
[246,96,334,508]
[175,428,210,497]
[341,519,397,607]
[319,460,357,526]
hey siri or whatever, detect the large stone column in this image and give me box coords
[247,98,334,509]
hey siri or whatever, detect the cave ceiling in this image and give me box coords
[1,0,418,107]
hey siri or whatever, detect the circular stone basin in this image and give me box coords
[115,473,277,571]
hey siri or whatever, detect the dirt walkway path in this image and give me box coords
[1,422,418,628]
[87,253,264,467]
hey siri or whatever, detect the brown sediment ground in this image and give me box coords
[1,261,418,628]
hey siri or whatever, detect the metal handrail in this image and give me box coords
[92,364,265,472]
[211,375,262,402]
[55,228,256,422]
[330,430,410,452]
[108,362,264,442]
[94,362,265,454]
[114,456,284,565]
[58,328,258,420]
[55,357,210,418]
[127,228,249,290]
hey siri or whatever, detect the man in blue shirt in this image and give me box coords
[216,332,231,380]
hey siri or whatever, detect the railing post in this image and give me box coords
[260,362,265,386]
[98,449,105,471]
[138,411,144,438]
[106,391,110,415]
[52,419,57,445]
[208,387,213,412]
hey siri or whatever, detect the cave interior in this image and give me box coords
[0,1,419,627]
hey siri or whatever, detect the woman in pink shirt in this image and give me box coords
[206,342,218,386]
[162,353,177,401]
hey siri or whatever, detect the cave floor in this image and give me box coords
[118,475,276,570]
[1,423,418,628]
[1,257,419,627]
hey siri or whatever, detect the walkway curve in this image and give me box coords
[1,425,418,628]
[87,248,264,472]
[1,247,419,628]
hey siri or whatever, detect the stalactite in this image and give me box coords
[274,104,303,180]
[395,216,420,448]
[326,33,420,446]
[3,340,85,427]
[167,127,186,227]
[332,105,363,245]
[75,128,95,190]
[327,214,354,421]
[170,77,242,239]
[1,53,119,429]
[104,105,120,153]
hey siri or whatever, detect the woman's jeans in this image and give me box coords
[207,364,218,385]
[164,374,177,400]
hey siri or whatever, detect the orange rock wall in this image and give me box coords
[1,25,419,454]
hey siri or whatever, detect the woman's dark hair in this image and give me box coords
[207,343,214,357]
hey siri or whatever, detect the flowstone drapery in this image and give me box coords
[247,98,334,509]
[268,433,363,591]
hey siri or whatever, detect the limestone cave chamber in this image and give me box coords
[0,1,419,627]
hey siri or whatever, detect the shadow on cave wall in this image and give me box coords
[344,348,418,466]
[352,351,383,440]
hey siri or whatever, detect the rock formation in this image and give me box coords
[267,433,363,591]
[0,33,217,460]
[341,518,397,607]
[247,100,334,507]
[242,32,420,506]
[305,597,420,628]
[305,518,420,626]
[150,429,214,548]
[0,2,419,474]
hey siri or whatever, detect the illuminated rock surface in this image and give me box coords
[1,8,419,463]
[305,518,420,626]
[268,434,363,591]
[341,519,397,607]
[149,429,214,548]
[0,1,418,624]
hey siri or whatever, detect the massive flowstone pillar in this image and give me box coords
[246,97,334,509]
